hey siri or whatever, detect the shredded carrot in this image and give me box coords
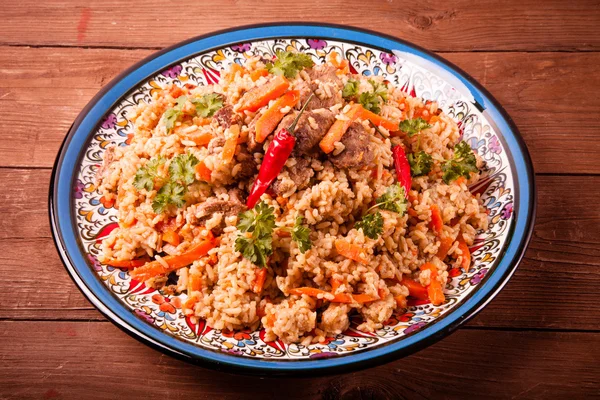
[430,204,444,235]
[436,235,454,260]
[250,68,269,81]
[253,268,267,293]
[162,230,180,246]
[223,63,246,84]
[400,277,429,300]
[221,125,240,164]
[407,208,418,217]
[427,279,445,306]
[195,160,212,182]
[394,294,408,309]
[360,107,399,131]
[455,176,467,186]
[187,132,213,146]
[130,235,216,281]
[196,117,212,126]
[334,238,368,264]
[238,75,290,112]
[254,90,300,143]
[188,275,202,292]
[330,278,342,293]
[429,115,440,124]
[183,294,200,310]
[276,229,291,238]
[327,51,342,68]
[457,237,471,272]
[104,258,149,269]
[319,104,363,153]
[289,287,378,304]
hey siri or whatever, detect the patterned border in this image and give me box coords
[73,38,514,360]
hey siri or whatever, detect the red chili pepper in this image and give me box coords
[246,94,314,208]
[392,145,411,197]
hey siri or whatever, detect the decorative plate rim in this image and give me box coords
[49,22,536,376]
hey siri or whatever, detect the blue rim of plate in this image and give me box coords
[49,23,536,376]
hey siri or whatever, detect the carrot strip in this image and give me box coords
[221,125,240,164]
[394,294,408,309]
[400,277,429,300]
[430,204,444,235]
[131,235,216,281]
[187,132,212,146]
[253,268,267,293]
[320,104,363,153]
[457,237,471,272]
[162,230,180,246]
[104,258,149,269]
[427,279,445,306]
[327,51,342,68]
[238,76,290,112]
[407,208,418,218]
[436,235,454,260]
[289,287,378,303]
[195,160,212,182]
[250,68,269,81]
[334,238,368,264]
[360,107,399,131]
[223,63,246,84]
[330,278,342,293]
[254,90,300,143]
[188,275,202,292]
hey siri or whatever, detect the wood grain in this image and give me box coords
[1,0,599,51]
[1,47,600,173]
[2,169,598,330]
[0,321,598,399]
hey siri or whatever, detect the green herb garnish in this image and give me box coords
[342,79,359,99]
[357,80,388,114]
[235,201,276,267]
[168,153,199,185]
[372,183,408,215]
[190,93,224,118]
[355,212,384,240]
[266,51,315,79]
[291,215,312,253]
[442,141,478,184]
[133,156,166,191]
[368,79,388,101]
[152,182,186,214]
[408,151,433,177]
[399,117,431,137]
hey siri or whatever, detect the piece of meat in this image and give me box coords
[207,136,226,155]
[272,156,314,196]
[95,146,115,186]
[275,109,336,156]
[227,188,245,204]
[194,198,245,235]
[234,145,257,180]
[213,105,241,129]
[305,64,343,110]
[329,122,374,169]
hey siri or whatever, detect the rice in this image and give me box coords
[96,53,489,344]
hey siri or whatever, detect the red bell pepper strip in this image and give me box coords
[392,145,411,197]
[246,94,314,208]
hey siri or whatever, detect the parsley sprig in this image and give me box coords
[442,141,478,184]
[133,156,166,191]
[358,80,388,114]
[342,79,359,99]
[356,183,408,240]
[408,151,433,177]
[266,51,315,79]
[291,215,312,254]
[355,212,383,240]
[399,117,431,137]
[235,201,276,267]
[133,153,199,214]
[190,93,223,118]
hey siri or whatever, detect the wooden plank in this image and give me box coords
[1,0,599,51]
[0,321,597,398]
[1,47,599,173]
[1,169,599,329]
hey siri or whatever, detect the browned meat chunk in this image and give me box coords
[213,105,241,129]
[272,156,314,196]
[276,109,336,156]
[305,64,343,110]
[329,122,374,169]
[234,145,257,180]
[194,198,245,235]
[207,136,225,155]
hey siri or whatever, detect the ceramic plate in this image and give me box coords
[49,23,535,375]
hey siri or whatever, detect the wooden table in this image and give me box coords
[1,1,599,398]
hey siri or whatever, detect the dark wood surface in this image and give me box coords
[1,1,599,398]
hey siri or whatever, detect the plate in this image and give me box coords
[49,23,535,375]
